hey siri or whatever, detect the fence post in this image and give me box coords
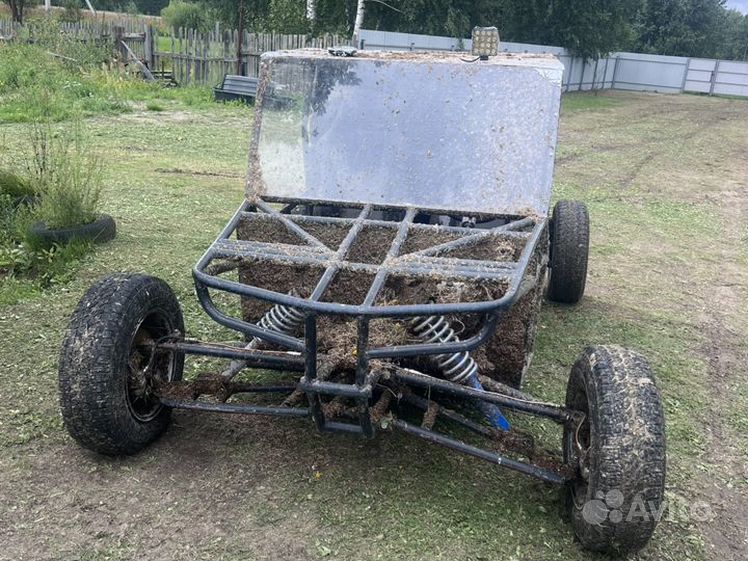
[708,60,719,95]
[185,28,192,84]
[611,55,620,89]
[566,56,575,92]
[203,31,209,84]
[113,25,126,62]
[236,1,245,75]
[680,58,691,93]
[591,58,599,91]
[223,30,230,79]
[602,57,610,89]
[144,24,155,70]
[235,29,243,75]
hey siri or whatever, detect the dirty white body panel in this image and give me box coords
[248,50,563,217]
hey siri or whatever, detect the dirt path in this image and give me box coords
[0,415,319,560]
[696,318,747,559]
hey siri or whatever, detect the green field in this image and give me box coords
[0,90,746,560]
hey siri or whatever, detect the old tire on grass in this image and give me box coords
[564,345,666,554]
[548,200,588,304]
[29,213,116,248]
[59,273,184,456]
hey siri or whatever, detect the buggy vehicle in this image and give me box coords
[58,47,666,554]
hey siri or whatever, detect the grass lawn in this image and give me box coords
[0,90,745,560]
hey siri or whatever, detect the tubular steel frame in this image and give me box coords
[156,197,581,485]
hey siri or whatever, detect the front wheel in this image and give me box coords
[564,345,666,554]
[58,273,185,455]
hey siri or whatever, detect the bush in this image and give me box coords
[0,170,34,198]
[0,234,92,287]
[0,119,101,288]
[266,0,309,34]
[59,0,83,23]
[26,120,103,230]
[0,193,16,246]
[161,0,212,33]
[0,174,34,248]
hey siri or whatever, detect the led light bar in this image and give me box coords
[471,26,500,59]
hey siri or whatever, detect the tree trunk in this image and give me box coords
[306,0,317,36]
[306,0,317,21]
[352,0,365,47]
[8,0,24,24]
[236,0,245,75]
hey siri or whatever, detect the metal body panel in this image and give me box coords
[248,50,563,217]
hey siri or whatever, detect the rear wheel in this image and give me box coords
[548,200,589,304]
[564,345,666,554]
[58,273,184,455]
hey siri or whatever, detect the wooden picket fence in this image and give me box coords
[0,15,148,38]
[1,16,351,87]
[0,18,17,37]
[154,27,350,86]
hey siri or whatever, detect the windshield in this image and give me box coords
[249,50,563,216]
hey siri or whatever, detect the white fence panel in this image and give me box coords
[499,40,565,55]
[360,29,466,51]
[689,59,717,71]
[684,59,714,93]
[357,30,747,98]
[714,81,748,96]
[612,52,687,93]
[687,70,713,81]
[684,58,748,96]
[575,57,615,90]
[718,60,747,73]
[714,61,748,96]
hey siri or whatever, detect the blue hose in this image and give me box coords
[409,315,510,432]
[467,374,510,431]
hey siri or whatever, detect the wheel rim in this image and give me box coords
[568,415,591,509]
[125,309,177,422]
[565,382,592,510]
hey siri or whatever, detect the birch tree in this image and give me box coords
[353,0,365,45]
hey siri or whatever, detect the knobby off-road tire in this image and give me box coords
[548,200,589,304]
[59,273,185,455]
[564,345,666,554]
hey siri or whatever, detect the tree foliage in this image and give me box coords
[495,0,641,60]
[632,0,747,60]
[4,0,29,24]
[161,0,212,32]
[192,0,745,60]
[24,0,746,61]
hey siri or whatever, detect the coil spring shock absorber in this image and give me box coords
[221,300,305,379]
[410,315,510,431]
[257,302,305,335]
[410,316,477,384]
